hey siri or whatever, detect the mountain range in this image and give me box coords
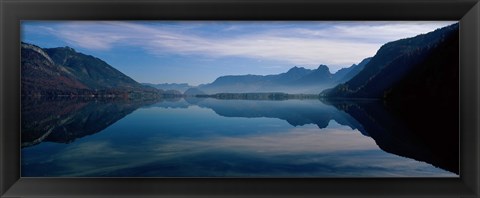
[22,22,459,101]
[183,58,371,95]
[21,43,160,98]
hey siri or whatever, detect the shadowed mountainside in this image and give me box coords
[321,23,459,100]
[21,42,160,98]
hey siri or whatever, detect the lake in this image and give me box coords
[21,97,458,177]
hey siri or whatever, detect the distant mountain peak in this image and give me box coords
[21,42,55,65]
[317,64,330,72]
[318,64,328,68]
[288,66,308,72]
[63,46,76,52]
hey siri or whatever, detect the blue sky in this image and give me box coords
[21,21,456,86]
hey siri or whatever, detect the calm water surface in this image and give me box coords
[21,98,457,177]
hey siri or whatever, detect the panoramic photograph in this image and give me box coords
[20,21,459,177]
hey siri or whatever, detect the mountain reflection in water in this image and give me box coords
[21,97,458,177]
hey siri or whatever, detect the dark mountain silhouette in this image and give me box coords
[187,58,371,95]
[320,23,459,174]
[383,27,459,103]
[322,23,459,99]
[21,42,160,98]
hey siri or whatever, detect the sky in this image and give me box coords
[21,21,456,86]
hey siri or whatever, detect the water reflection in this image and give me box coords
[21,97,458,177]
[21,97,160,147]
[191,98,367,134]
[324,99,459,174]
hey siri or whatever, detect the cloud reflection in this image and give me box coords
[22,120,456,177]
[151,124,376,156]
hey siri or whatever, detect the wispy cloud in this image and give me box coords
[22,21,456,70]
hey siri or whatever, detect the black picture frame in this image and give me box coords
[1,0,479,197]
